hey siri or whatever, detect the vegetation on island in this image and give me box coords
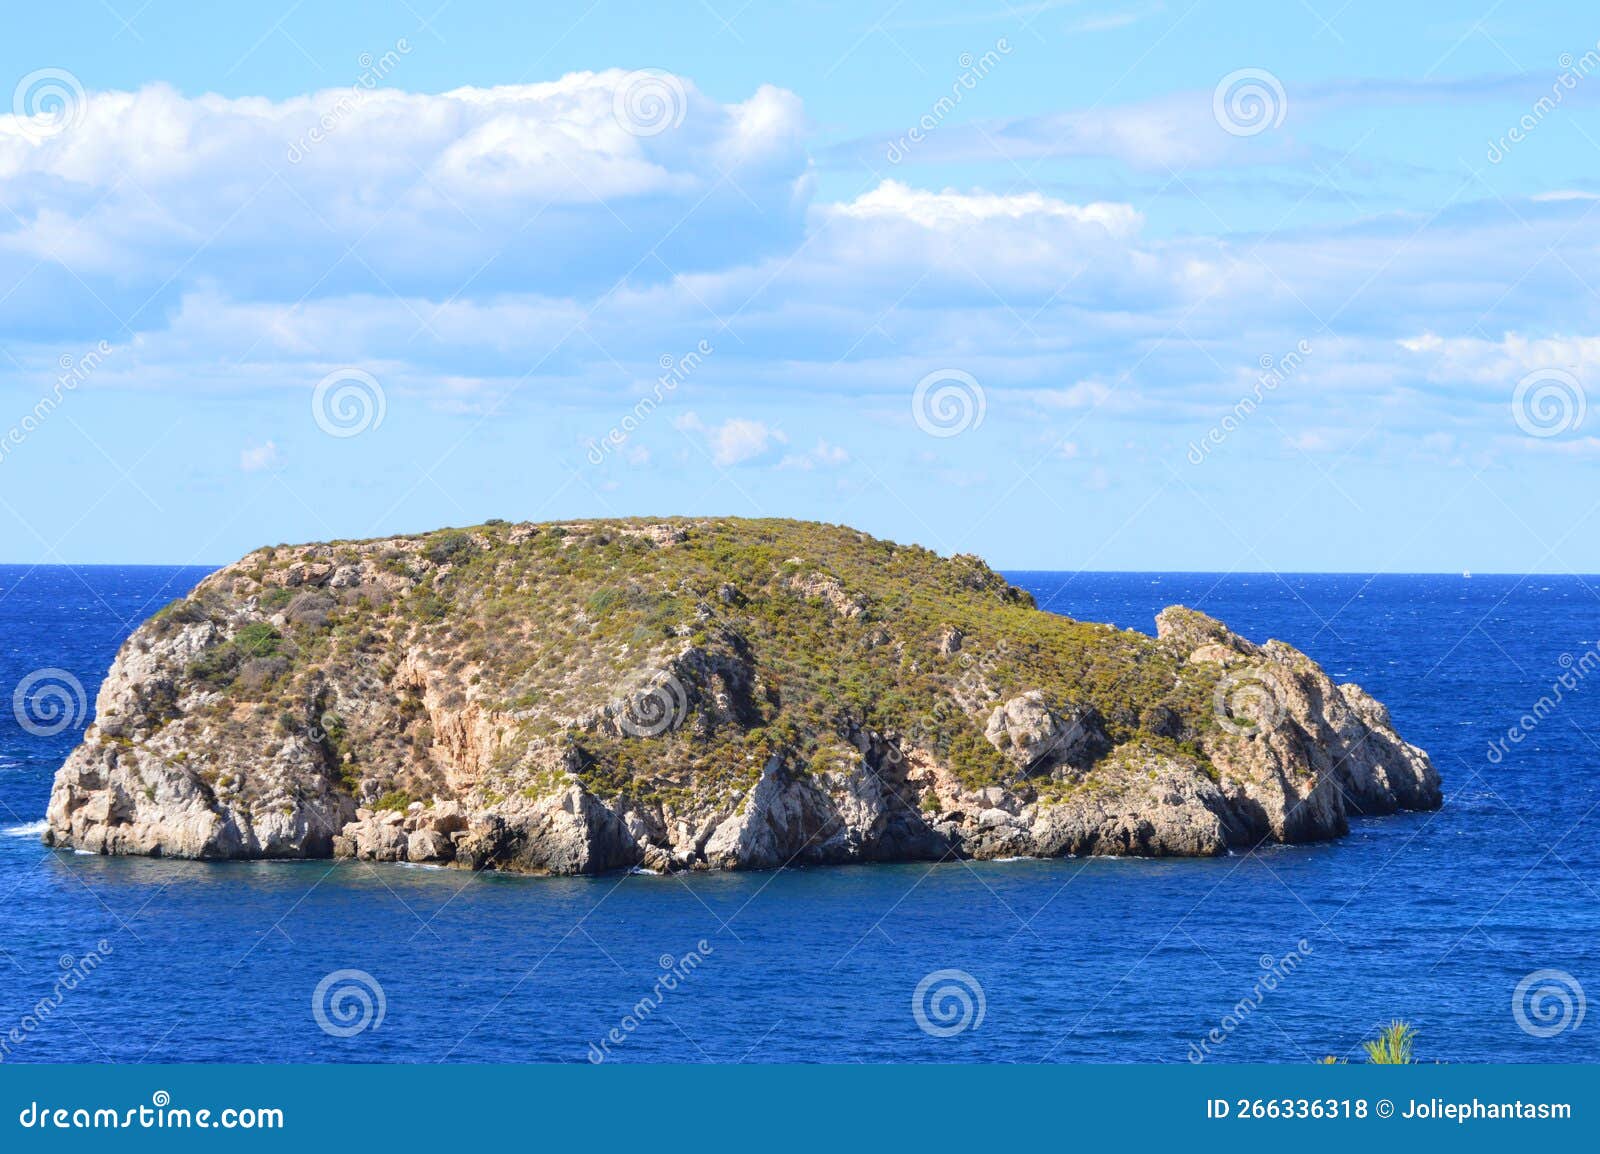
[132,517,1229,814]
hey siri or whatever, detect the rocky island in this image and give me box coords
[45,518,1440,873]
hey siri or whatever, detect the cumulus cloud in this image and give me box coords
[832,181,1141,234]
[778,439,850,470]
[239,441,281,471]
[1400,332,1600,389]
[0,73,811,319]
[674,413,786,466]
[3,67,1600,478]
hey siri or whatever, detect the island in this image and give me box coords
[45,518,1440,873]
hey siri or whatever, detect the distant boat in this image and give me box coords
[1463,570,1472,578]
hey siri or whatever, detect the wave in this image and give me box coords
[2,820,47,838]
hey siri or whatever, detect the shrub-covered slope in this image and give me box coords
[46,518,1440,872]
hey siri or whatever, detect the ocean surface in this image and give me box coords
[1,564,1597,1064]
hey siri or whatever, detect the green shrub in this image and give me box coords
[234,622,283,658]
[423,530,474,566]
[374,789,413,812]
[186,623,284,690]
[1362,1020,1417,1064]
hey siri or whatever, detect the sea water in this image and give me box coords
[1,566,1595,1063]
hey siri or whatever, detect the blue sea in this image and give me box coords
[1,565,1596,1064]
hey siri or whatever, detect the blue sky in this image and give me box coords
[2,1,1599,570]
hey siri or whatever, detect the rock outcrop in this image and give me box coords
[45,518,1440,873]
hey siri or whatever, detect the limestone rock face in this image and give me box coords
[1157,607,1442,845]
[43,519,1441,875]
[983,691,1109,775]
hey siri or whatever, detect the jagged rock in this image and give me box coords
[405,828,454,862]
[984,691,1109,774]
[785,570,867,618]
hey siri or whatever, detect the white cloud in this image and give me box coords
[674,413,787,466]
[1400,331,1600,390]
[828,73,1552,174]
[833,181,1141,235]
[0,74,811,312]
[778,438,850,470]
[239,441,280,471]
[4,68,1600,480]
[1024,381,1140,411]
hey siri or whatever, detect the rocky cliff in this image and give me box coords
[45,518,1440,873]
